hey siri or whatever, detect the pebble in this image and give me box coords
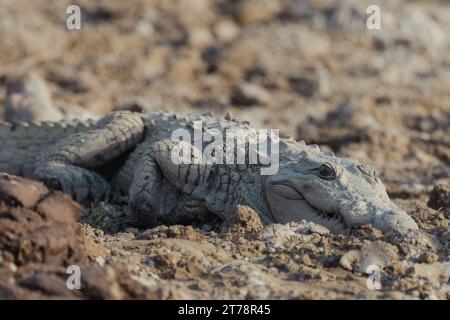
[388,291,404,300]
[358,241,399,273]
[339,250,360,271]
[300,254,312,266]
[7,262,17,273]
[308,223,330,236]
[189,28,213,48]
[96,256,106,267]
[214,20,240,42]
[5,72,64,122]
[235,0,282,24]
[231,82,272,107]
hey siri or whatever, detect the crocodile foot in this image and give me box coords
[35,164,110,204]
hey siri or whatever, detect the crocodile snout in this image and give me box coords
[372,209,419,235]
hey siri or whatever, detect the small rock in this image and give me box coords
[339,241,398,273]
[411,290,420,297]
[135,21,154,37]
[388,291,404,300]
[0,173,49,208]
[391,261,407,275]
[231,82,272,107]
[96,256,106,267]
[221,205,264,240]
[263,222,319,252]
[4,73,63,122]
[160,251,183,269]
[131,275,158,288]
[419,252,439,264]
[189,28,213,48]
[175,0,214,28]
[124,227,139,235]
[235,0,281,24]
[288,73,320,98]
[167,225,205,241]
[214,20,240,42]
[36,192,80,223]
[308,223,330,236]
[410,263,450,283]
[82,266,125,300]
[428,184,450,210]
[425,293,439,300]
[300,254,312,266]
[7,262,17,273]
[339,250,360,271]
[358,241,399,273]
[18,273,74,298]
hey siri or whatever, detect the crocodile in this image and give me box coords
[0,111,419,235]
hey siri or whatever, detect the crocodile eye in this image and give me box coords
[318,163,336,180]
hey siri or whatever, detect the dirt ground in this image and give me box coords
[0,0,449,299]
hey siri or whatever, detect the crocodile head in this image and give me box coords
[263,140,418,235]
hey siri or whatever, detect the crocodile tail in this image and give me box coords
[0,119,96,177]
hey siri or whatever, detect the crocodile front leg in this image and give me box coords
[128,142,164,226]
[34,111,145,203]
[128,139,212,226]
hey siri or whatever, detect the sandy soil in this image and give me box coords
[0,0,449,299]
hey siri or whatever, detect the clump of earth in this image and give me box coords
[0,0,449,299]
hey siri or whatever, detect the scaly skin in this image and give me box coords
[0,119,96,177]
[0,111,419,235]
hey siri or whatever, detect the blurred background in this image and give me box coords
[0,0,449,194]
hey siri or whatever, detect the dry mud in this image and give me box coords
[0,0,449,299]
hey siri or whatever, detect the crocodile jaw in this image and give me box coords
[265,189,348,234]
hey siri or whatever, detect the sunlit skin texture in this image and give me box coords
[0,111,418,235]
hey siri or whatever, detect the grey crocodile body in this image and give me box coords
[0,111,419,235]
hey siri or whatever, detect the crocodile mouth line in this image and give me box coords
[289,186,347,226]
[266,183,351,234]
[307,204,351,234]
[292,189,350,234]
[315,207,346,225]
[302,200,368,236]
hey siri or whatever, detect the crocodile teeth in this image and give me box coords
[292,202,347,234]
[312,208,348,234]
